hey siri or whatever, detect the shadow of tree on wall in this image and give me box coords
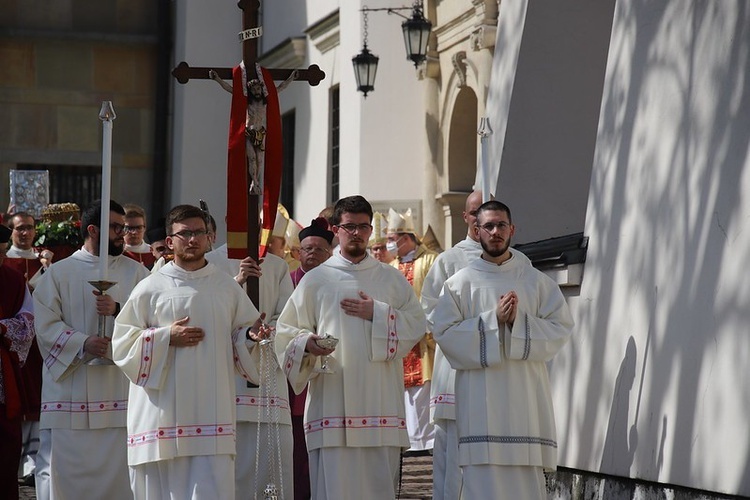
[568,0,750,495]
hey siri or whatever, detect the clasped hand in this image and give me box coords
[496,291,518,326]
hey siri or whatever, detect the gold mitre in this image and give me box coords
[285,219,302,248]
[272,204,290,238]
[369,211,389,245]
[386,207,417,236]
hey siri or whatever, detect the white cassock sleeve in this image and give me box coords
[432,274,574,370]
[33,269,89,382]
[504,278,574,362]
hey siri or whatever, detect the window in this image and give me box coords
[329,85,340,204]
[280,110,296,215]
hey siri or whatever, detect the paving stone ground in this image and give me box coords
[18,454,435,499]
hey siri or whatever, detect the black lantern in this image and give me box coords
[352,44,379,98]
[401,5,432,67]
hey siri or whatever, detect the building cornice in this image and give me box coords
[305,9,340,54]
[259,37,307,69]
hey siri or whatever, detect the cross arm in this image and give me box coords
[172,61,325,86]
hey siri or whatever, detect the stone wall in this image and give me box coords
[0,0,160,215]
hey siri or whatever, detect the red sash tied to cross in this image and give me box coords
[226,63,282,260]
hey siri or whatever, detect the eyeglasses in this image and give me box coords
[153,245,169,254]
[479,222,511,233]
[13,224,35,232]
[300,246,330,255]
[337,223,372,234]
[109,223,126,235]
[170,229,209,240]
[124,225,145,233]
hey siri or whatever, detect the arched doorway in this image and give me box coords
[442,86,478,246]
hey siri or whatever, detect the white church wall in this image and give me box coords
[172,0,241,243]
[554,1,750,496]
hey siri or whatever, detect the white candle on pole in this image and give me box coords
[98,101,116,280]
[478,117,493,203]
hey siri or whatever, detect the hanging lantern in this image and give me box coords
[352,44,379,97]
[401,5,432,67]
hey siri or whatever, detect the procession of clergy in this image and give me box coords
[0,190,574,500]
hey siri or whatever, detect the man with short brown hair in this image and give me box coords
[113,204,268,499]
[276,195,426,499]
[122,204,155,269]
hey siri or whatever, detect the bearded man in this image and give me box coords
[431,200,574,499]
[33,200,149,500]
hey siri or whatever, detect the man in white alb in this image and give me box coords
[431,200,574,499]
[206,235,295,499]
[112,204,269,499]
[33,200,149,500]
[275,195,426,500]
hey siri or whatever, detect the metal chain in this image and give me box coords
[363,6,370,46]
[254,332,284,499]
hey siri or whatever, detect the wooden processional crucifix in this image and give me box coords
[172,0,325,307]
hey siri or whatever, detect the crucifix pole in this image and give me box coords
[239,0,261,308]
[172,0,324,308]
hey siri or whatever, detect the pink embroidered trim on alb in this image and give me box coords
[136,328,156,386]
[235,394,290,411]
[128,423,234,447]
[385,307,398,361]
[305,414,406,435]
[44,330,76,368]
[429,393,455,409]
[42,399,128,414]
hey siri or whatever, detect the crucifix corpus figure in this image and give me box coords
[209,67,297,195]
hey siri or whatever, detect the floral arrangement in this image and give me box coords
[34,203,83,248]
[34,217,83,247]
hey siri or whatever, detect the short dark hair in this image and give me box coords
[9,212,35,228]
[332,195,373,225]
[475,200,512,224]
[166,205,207,235]
[81,200,126,240]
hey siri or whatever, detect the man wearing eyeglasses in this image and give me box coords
[5,212,54,288]
[276,195,426,500]
[421,190,528,500]
[431,200,574,500]
[33,200,149,500]
[5,212,54,488]
[122,204,156,269]
[113,204,269,499]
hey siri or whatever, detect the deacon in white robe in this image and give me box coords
[111,205,270,499]
[431,201,573,500]
[206,244,294,499]
[276,238,426,500]
[423,240,530,500]
[33,247,148,500]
